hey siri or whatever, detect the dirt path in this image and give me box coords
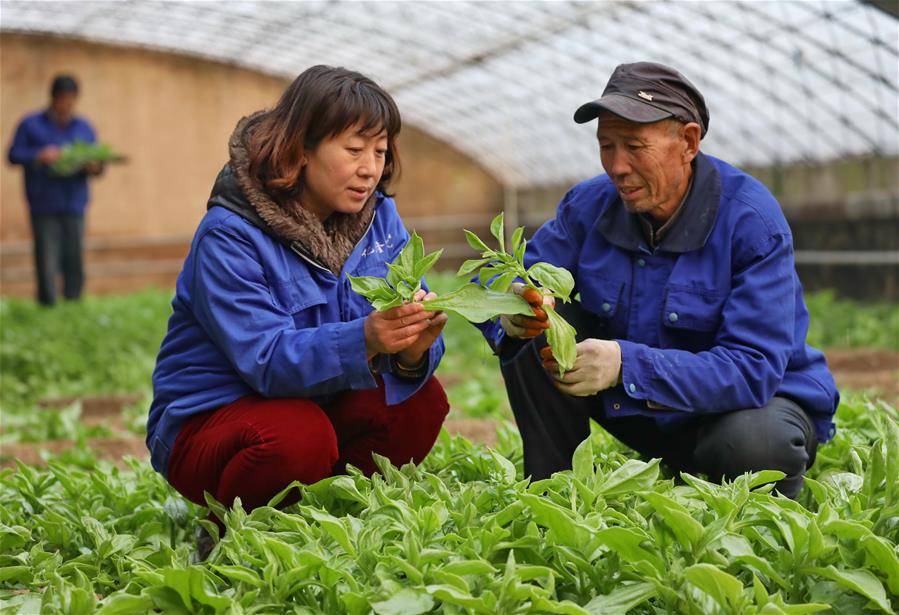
[2,349,895,469]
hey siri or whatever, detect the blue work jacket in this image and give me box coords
[147,192,444,476]
[7,110,97,215]
[482,153,838,442]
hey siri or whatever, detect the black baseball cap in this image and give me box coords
[50,75,79,98]
[574,62,709,137]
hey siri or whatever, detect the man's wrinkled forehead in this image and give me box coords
[596,112,658,138]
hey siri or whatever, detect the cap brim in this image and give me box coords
[573,93,673,124]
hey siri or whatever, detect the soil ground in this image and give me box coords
[2,349,895,469]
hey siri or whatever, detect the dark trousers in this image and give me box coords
[29,213,85,306]
[167,377,450,528]
[500,303,818,499]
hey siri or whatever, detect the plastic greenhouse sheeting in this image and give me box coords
[2,0,897,187]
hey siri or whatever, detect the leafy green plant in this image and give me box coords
[49,140,125,176]
[349,232,534,323]
[2,396,897,614]
[457,212,578,374]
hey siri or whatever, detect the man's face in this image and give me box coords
[596,112,695,220]
[51,92,78,124]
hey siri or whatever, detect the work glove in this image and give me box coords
[541,338,621,396]
[500,283,555,339]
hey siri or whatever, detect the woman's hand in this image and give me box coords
[364,290,446,361]
[395,290,448,367]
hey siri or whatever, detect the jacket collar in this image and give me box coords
[206,112,377,275]
[596,151,721,253]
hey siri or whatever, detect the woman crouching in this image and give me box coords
[146,66,449,547]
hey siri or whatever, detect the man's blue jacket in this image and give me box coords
[481,153,838,442]
[147,170,443,476]
[7,111,97,215]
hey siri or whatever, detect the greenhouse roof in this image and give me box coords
[3,0,897,187]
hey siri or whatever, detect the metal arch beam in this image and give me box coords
[861,0,899,19]
[386,1,610,93]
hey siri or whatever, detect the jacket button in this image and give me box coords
[628,383,636,393]
[602,302,611,312]
[637,258,646,267]
[668,312,679,322]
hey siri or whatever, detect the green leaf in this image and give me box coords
[860,534,899,595]
[511,226,524,256]
[478,265,504,287]
[571,437,594,485]
[514,237,527,264]
[422,284,533,323]
[804,566,892,613]
[528,262,575,301]
[371,588,434,615]
[490,272,518,293]
[398,233,422,276]
[593,527,665,573]
[413,249,443,280]
[582,581,656,615]
[684,563,744,609]
[464,229,490,253]
[544,306,577,374]
[372,295,403,311]
[442,560,498,576]
[95,594,154,615]
[456,258,491,278]
[348,275,392,297]
[519,494,591,547]
[596,458,660,497]
[490,212,505,251]
[643,491,704,550]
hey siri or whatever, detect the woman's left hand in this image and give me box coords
[395,290,448,367]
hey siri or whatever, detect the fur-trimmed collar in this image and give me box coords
[222,112,377,274]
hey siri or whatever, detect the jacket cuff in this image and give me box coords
[388,353,429,380]
[617,339,654,401]
[382,338,443,405]
[337,318,378,390]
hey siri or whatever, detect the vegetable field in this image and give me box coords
[1,280,897,614]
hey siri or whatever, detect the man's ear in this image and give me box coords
[682,122,701,163]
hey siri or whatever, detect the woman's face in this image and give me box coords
[300,123,388,221]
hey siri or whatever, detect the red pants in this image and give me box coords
[167,377,449,520]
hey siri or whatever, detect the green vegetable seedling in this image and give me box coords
[457,212,578,375]
[349,232,535,323]
[49,139,125,176]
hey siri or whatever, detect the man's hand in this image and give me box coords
[84,160,105,176]
[395,289,448,367]
[36,145,62,165]
[500,282,555,339]
[541,338,621,396]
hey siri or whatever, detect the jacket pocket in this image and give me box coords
[579,276,624,318]
[269,276,327,314]
[662,286,726,333]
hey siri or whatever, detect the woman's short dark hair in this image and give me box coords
[247,65,402,202]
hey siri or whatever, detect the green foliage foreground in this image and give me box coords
[2,396,897,614]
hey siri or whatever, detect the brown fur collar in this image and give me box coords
[228,112,376,274]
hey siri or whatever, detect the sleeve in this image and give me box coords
[476,186,585,357]
[7,119,40,166]
[617,230,796,413]
[190,227,378,399]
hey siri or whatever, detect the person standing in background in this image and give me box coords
[7,75,103,306]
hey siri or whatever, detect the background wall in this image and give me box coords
[0,34,502,294]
